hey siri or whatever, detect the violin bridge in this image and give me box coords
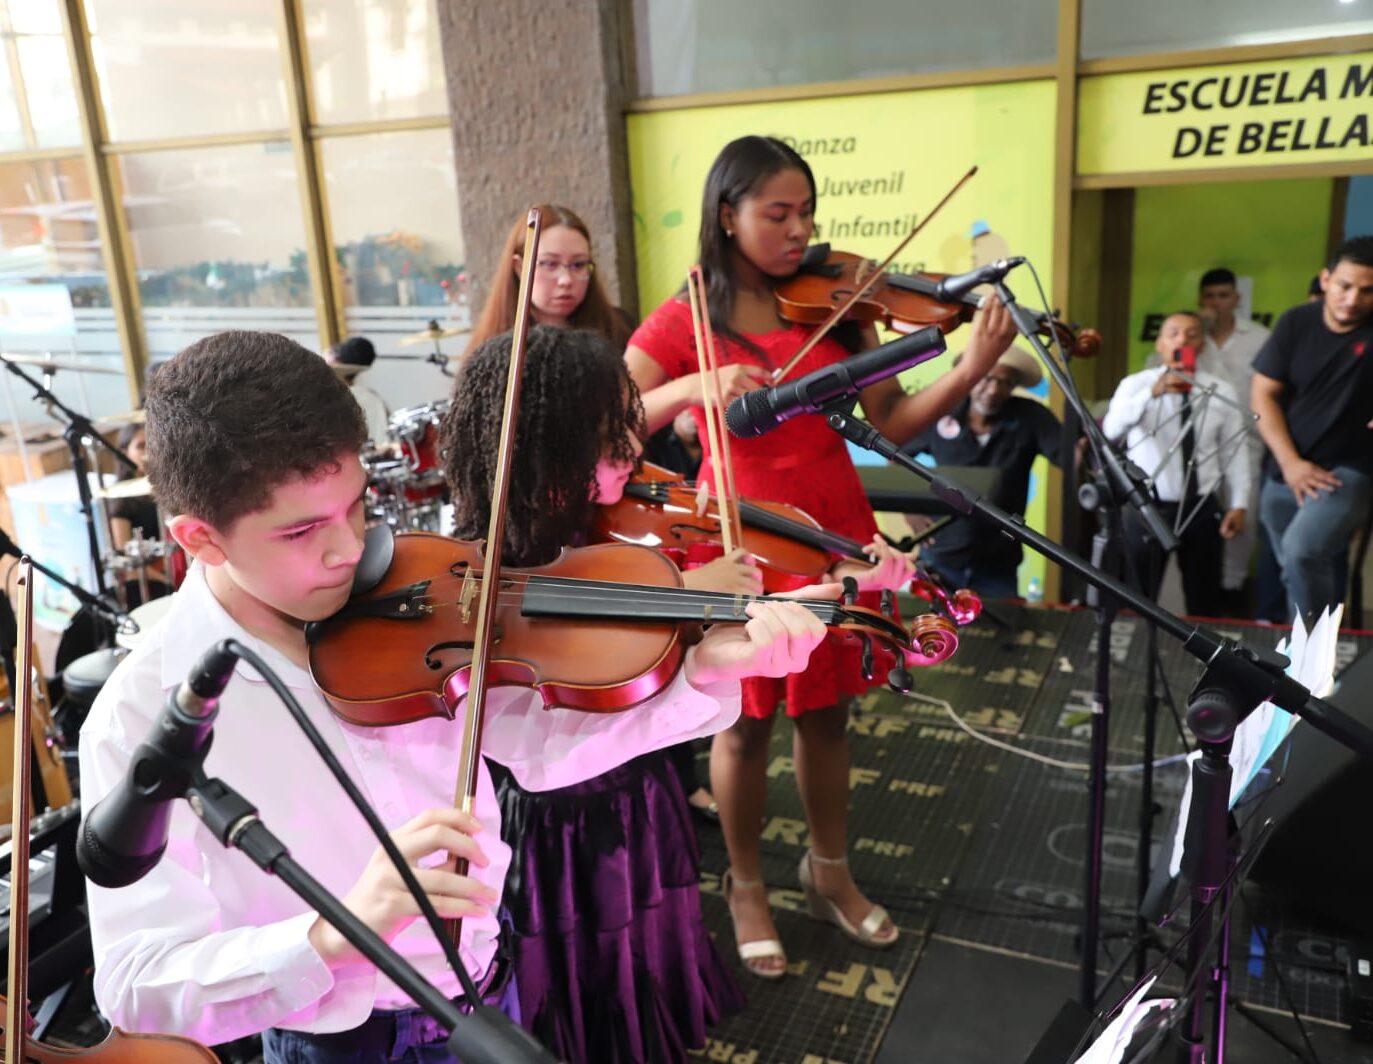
[459,567,477,625]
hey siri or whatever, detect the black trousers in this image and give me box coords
[1122,496,1225,618]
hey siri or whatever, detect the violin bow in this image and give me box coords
[685,266,743,551]
[770,164,978,384]
[448,208,543,947]
[4,559,33,1061]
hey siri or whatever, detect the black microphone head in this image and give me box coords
[77,812,167,889]
[724,390,773,439]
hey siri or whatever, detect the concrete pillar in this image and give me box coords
[436,0,639,318]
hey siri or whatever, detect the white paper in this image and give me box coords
[1074,976,1175,1064]
[1168,608,1341,878]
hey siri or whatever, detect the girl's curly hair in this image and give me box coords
[441,325,645,566]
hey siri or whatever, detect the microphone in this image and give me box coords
[725,326,946,439]
[77,640,239,888]
[931,257,1026,304]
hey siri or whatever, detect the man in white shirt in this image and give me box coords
[1102,311,1251,617]
[1196,268,1270,605]
[80,331,826,1061]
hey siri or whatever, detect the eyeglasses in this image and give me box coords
[534,259,594,279]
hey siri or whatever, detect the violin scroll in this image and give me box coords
[906,614,959,667]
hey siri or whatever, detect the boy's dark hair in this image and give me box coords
[1199,267,1236,290]
[145,331,367,530]
[1167,309,1204,325]
[1329,235,1373,271]
[441,325,645,567]
[1308,274,1324,298]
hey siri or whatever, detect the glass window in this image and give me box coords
[320,128,466,342]
[0,0,80,150]
[303,0,446,125]
[1081,0,1373,59]
[633,0,1057,97]
[84,0,289,142]
[0,158,107,303]
[0,157,131,417]
[0,51,24,153]
[16,35,81,148]
[117,142,316,359]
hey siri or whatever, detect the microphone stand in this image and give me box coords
[0,357,137,599]
[817,399,1373,1022]
[992,278,1177,1008]
[0,528,132,639]
[186,775,554,1064]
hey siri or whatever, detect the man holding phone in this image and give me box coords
[1102,311,1250,616]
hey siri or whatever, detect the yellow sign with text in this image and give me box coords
[627,81,1057,312]
[626,81,1058,593]
[1078,51,1373,176]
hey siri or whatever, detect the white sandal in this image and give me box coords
[799,851,899,949]
[722,869,788,979]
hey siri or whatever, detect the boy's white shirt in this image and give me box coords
[80,561,740,1044]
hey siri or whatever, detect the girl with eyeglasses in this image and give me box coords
[626,135,1018,979]
[467,204,630,349]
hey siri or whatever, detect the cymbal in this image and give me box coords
[99,476,152,500]
[1,354,125,376]
[396,323,471,347]
[94,409,146,428]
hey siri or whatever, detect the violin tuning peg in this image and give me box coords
[842,575,859,607]
[887,665,913,693]
[881,589,895,616]
[859,634,875,681]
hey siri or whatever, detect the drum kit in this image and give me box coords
[361,399,451,532]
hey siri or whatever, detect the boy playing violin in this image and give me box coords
[78,330,826,1062]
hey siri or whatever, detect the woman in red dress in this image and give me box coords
[626,135,1017,978]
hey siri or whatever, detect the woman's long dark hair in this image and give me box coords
[694,135,816,353]
[469,204,630,351]
[441,325,645,567]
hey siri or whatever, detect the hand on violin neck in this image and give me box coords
[682,548,764,595]
[308,807,497,969]
[685,598,827,688]
[831,533,918,594]
[959,292,1018,382]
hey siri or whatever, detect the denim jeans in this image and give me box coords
[261,974,521,1063]
[1259,465,1371,626]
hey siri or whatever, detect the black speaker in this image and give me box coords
[1248,647,1373,933]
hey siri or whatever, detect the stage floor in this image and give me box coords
[694,600,1373,1063]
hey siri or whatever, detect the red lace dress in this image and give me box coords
[630,296,885,719]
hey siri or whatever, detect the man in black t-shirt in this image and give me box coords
[1253,235,1373,625]
[901,347,1062,597]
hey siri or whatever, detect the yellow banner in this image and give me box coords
[626,81,1058,595]
[1079,51,1373,176]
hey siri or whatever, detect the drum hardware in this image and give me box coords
[396,320,470,347]
[92,409,146,429]
[359,400,450,533]
[96,475,152,500]
[0,354,124,377]
[1,356,140,599]
[395,319,471,377]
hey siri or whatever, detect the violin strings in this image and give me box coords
[340,574,907,641]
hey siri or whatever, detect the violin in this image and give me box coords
[775,245,1101,358]
[307,533,925,724]
[593,461,869,592]
[2,560,219,1063]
